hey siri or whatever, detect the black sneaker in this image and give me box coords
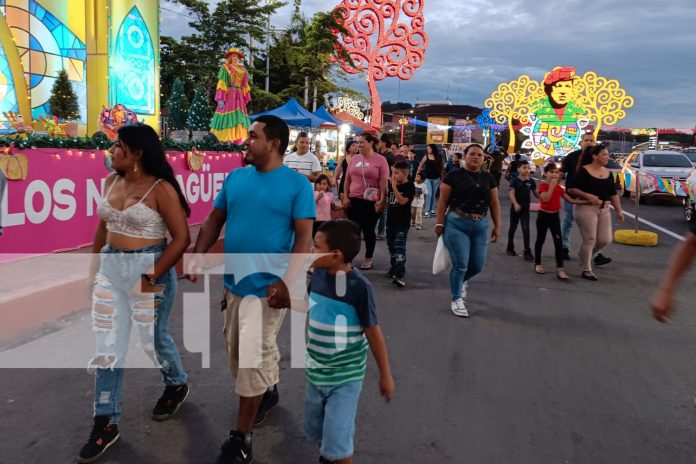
[562,248,571,261]
[593,253,612,266]
[506,249,517,257]
[384,270,395,278]
[152,384,189,421]
[523,251,534,262]
[217,430,253,464]
[77,416,120,463]
[393,277,406,288]
[253,385,279,426]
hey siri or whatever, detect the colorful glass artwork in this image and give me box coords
[0,0,86,121]
[0,52,19,124]
[109,6,155,114]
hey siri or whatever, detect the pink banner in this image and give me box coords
[0,148,243,260]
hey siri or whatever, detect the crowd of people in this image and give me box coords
[79,118,634,464]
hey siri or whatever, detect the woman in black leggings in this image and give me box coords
[342,133,389,269]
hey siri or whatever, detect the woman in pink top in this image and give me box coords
[342,133,389,269]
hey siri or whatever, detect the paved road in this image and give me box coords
[2,182,696,464]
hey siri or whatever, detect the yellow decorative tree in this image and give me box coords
[574,71,634,138]
[484,75,544,153]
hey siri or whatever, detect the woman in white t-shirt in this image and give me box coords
[411,172,429,230]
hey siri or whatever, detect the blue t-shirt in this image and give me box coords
[213,165,315,296]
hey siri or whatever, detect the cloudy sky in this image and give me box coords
[161,0,696,129]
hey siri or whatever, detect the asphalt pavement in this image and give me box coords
[2,180,696,464]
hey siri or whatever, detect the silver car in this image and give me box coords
[622,150,694,202]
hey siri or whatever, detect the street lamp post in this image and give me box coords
[398,116,408,145]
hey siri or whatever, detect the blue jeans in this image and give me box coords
[0,170,5,235]
[387,225,408,278]
[377,209,387,236]
[90,242,187,423]
[443,212,489,300]
[561,200,574,249]
[305,380,363,461]
[425,178,440,212]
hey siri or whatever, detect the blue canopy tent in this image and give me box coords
[249,98,330,128]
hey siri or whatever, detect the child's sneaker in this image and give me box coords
[450,299,469,317]
[424,211,430,217]
[384,270,395,278]
[77,416,120,463]
[416,225,422,230]
[393,277,406,288]
[217,430,253,464]
[152,384,189,421]
[523,251,534,262]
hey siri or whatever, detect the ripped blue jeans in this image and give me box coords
[90,242,187,423]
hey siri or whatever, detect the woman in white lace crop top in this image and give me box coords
[79,125,192,462]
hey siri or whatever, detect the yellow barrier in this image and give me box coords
[614,229,658,247]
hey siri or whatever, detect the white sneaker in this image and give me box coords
[450,299,469,317]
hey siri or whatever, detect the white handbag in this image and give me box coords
[432,236,452,275]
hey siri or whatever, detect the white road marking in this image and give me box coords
[620,210,685,242]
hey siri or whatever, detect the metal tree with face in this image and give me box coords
[334,0,429,129]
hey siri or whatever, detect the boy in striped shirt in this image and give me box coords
[305,220,394,463]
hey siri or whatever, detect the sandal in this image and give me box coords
[534,265,545,274]
[556,270,570,281]
[360,260,374,270]
[581,272,598,281]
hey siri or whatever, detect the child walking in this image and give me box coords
[386,161,415,287]
[506,160,537,261]
[411,172,428,230]
[314,174,340,237]
[306,220,395,464]
[534,163,585,280]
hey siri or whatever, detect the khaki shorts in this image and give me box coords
[222,289,287,398]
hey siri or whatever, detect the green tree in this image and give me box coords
[188,87,213,131]
[48,69,80,120]
[167,78,189,131]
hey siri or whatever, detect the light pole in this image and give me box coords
[398,115,408,145]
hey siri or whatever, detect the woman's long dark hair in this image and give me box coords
[117,124,191,217]
[428,143,445,175]
[579,143,607,168]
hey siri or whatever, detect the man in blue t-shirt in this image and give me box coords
[187,115,315,464]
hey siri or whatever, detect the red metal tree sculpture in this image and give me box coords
[335,0,429,129]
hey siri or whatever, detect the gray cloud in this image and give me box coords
[162,0,696,129]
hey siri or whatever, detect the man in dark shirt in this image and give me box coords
[487,145,508,187]
[560,132,611,265]
[386,161,416,287]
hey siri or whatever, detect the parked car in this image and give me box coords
[621,150,694,203]
[681,148,696,167]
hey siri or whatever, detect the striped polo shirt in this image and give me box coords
[306,269,378,387]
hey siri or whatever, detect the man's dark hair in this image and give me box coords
[453,152,462,160]
[318,220,362,263]
[255,115,290,155]
[518,160,530,167]
[393,160,410,172]
[380,133,393,148]
[297,131,309,140]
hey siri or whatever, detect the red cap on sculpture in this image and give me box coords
[544,66,577,85]
[224,47,245,59]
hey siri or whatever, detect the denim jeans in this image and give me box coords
[535,211,564,268]
[305,380,363,461]
[386,225,408,278]
[377,209,387,236]
[443,212,489,300]
[561,200,574,249]
[425,178,440,212]
[0,170,5,235]
[90,242,187,423]
[507,206,530,252]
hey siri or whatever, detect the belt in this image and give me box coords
[452,209,487,221]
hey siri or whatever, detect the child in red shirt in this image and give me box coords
[535,163,586,279]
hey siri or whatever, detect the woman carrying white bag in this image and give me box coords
[433,144,501,318]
